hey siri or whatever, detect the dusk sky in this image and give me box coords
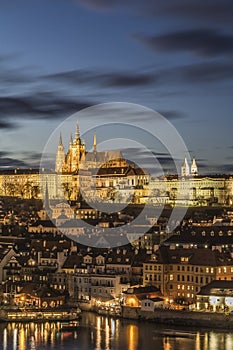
[0,0,233,174]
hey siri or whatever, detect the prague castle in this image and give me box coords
[55,121,125,173]
[0,121,233,206]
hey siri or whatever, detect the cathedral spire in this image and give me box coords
[59,132,63,146]
[70,133,73,145]
[75,120,80,140]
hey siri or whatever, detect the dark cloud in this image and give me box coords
[0,157,28,168]
[76,0,120,10]
[45,62,233,93]
[136,29,233,57]
[211,164,233,174]
[0,94,94,126]
[122,147,178,175]
[75,0,233,24]
[0,120,17,130]
[158,110,185,120]
[46,70,155,88]
[161,1,233,24]
[180,62,233,83]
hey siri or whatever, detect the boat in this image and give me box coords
[60,321,80,332]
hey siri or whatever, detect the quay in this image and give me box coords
[121,306,233,329]
[0,308,81,323]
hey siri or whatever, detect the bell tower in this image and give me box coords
[55,132,65,173]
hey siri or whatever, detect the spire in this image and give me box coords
[181,157,190,177]
[93,132,97,152]
[191,158,198,176]
[70,133,73,145]
[75,120,80,140]
[59,132,63,146]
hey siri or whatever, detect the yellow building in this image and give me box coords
[143,247,233,304]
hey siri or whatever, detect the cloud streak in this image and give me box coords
[74,0,233,24]
[136,29,233,58]
[45,70,156,88]
[0,93,95,129]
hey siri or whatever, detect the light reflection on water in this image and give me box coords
[0,313,233,350]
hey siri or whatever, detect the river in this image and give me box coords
[0,312,232,350]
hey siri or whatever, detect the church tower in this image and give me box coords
[191,158,198,176]
[181,158,190,177]
[61,120,86,173]
[55,132,65,173]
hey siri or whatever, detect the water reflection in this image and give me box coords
[0,313,233,350]
[127,324,138,350]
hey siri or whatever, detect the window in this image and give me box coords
[181,257,189,262]
[170,274,174,281]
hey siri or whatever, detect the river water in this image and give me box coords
[0,312,232,350]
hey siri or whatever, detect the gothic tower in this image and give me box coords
[62,121,86,173]
[55,132,65,173]
[181,157,190,177]
[191,158,198,176]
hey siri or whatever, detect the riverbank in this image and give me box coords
[0,307,81,323]
[121,306,233,330]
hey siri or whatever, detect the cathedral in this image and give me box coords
[55,121,126,173]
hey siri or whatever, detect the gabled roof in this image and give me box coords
[62,254,83,269]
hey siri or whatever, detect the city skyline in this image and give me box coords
[0,0,233,174]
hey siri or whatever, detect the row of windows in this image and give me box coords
[175,275,211,284]
[145,265,216,273]
[145,274,161,282]
[177,292,194,299]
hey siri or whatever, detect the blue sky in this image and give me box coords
[0,0,233,174]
